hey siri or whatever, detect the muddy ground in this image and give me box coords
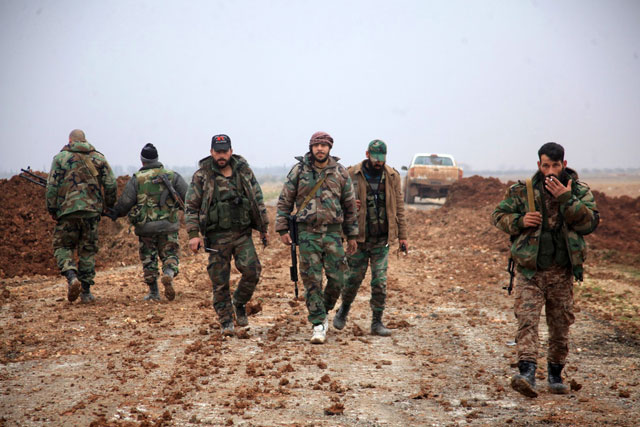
[1,174,639,426]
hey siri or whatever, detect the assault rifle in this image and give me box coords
[503,257,515,295]
[154,174,185,210]
[19,167,47,187]
[288,214,299,298]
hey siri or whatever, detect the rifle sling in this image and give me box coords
[525,178,535,212]
[294,174,327,216]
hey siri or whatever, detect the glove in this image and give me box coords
[104,208,119,221]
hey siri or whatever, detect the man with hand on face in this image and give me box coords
[276,131,358,344]
[185,134,269,336]
[492,142,599,398]
[334,139,408,336]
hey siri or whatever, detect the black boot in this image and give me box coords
[80,283,95,303]
[221,320,235,336]
[511,360,538,398]
[234,303,248,326]
[548,362,569,394]
[144,281,160,301]
[333,303,351,330]
[161,268,175,301]
[64,270,81,302]
[371,311,392,336]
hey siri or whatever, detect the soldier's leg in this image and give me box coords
[206,233,234,325]
[334,243,369,330]
[369,242,389,314]
[545,269,575,365]
[138,235,160,300]
[369,242,391,336]
[53,217,82,301]
[53,217,80,276]
[231,233,261,305]
[321,231,348,313]
[158,232,179,301]
[342,244,370,307]
[514,272,546,363]
[76,216,100,301]
[298,231,325,325]
[511,271,546,397]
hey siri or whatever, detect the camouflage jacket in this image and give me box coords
[349,161,407,243]
[46,141,117,219]
[275,153,358,238]
[185,154,268,239]
[491,168,599,280]
[113,162,188,236]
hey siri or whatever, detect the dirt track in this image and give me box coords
[1,175,639,426]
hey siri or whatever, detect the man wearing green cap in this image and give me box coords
[334,139,408,336]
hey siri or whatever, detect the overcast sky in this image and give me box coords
[1,0,639,175]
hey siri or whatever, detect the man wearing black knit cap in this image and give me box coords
[107,143,188,301]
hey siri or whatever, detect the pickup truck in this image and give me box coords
[401,153,463,203]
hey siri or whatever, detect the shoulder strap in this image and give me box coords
[525,178,536,212]
[295,174,327,215]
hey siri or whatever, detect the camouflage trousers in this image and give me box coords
[206,230,261,323]
[342,238,389,313]
[298,230,348,325]
[514,265,575,365]
[53,215,100,287]
[138,232,179,285]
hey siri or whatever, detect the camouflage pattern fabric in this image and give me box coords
[298,230,348,325]
[206,230,261,324]
[46,140,117,218]
[275,153,358,238]
[342,238,389,312]
[138,232,179,284]
[514,265,575,364]
[185,155,268,239]
[53,215,100,287]
[491,168,599,280]
[128,167,181,227]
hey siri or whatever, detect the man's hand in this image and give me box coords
[522,212,542,228]
[189,237,203,253]
[346,239,358,256]
[399,240,408,252]
[355,199,361,210]
[280,233,292,245]
[545,177,572,199]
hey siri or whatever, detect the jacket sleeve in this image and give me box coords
[246,168,269,233]
[491,186,526,236]
[113,176,138,217]
[558,183,599,235]
[339,167,358,238]
[393,172,408,240]
[275,165,299,233]
[45,157,62,215]
[98,156,117,209]
[185,170,205,239]
[173,173,189,202]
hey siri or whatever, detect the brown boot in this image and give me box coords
[64,270,81,302]
[161,268,175,301]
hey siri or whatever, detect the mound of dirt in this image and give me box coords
[443,175,510,209]
[0,173,139,279]
[588,191,640,256]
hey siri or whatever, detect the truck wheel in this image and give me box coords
[404,186,415,204]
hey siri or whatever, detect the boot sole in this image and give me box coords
[161,275,175,301]
[67,279,81,302]
[511,376,538,398]
[310,336,326,344]
[549,384,569,394]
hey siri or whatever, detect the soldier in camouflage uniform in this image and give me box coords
[334,140,408,336]
[185,135,269,336]
[276,131,358,344]
[492,142,599,397]
[107,143,188,301]
[46,129,117,303]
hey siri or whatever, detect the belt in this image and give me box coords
[298,223,342,233]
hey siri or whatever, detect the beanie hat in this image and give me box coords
[309,131,333,148]
[140,143,159,163]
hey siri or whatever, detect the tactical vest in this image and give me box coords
[206,173,252,233]
[364,171,388,238]
[536,182,570,270]
[128,168,179,225]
